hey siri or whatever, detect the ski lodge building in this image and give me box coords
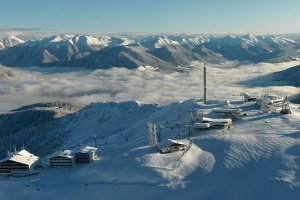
[0,149,42,176]
[49,150,75,168]
[75,145,97,164]
[155,139,186,154]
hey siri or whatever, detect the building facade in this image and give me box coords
[75,145,97,164]
[0,149,41,176]
[49,150,75,168]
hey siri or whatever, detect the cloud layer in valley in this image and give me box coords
[0,61,300,112]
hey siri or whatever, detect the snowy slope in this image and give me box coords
[0,102,85,158]
[139,35,180,49]
[0,35,24,50]
[1,98,300,200]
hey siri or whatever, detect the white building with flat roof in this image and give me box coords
[0,149,41,176]
[49,150,75,168]
[75,145,97,164]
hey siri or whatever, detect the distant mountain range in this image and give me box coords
[0,34,299,71]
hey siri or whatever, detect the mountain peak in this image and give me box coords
[0,35,24,50]
[0,34,299,68]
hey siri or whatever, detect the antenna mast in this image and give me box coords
[203,60,207,104]
[148,123,158,147]
[92,135,97,148]
[148,123,153,147]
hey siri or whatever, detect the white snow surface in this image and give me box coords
[137,143,215,188]
[154,37,180,48]
[1,98,300,199]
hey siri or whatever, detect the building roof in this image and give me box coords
[1,149,40,166]
[155,139,186,150]
[201,117,232,124]
[76,145,97,154]
[212,108,242,114]
[185,122,210,129]
[51,150,74,159]
[242,93,260,98]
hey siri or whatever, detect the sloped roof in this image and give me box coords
[2,149,40,166]
[242,93,260,98]
[155,139,186,150]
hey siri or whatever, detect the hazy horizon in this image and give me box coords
[1,0,300,35]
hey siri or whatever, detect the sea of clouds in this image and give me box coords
[0,61,299,112]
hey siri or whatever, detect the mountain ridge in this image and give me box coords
[0,34,299,71]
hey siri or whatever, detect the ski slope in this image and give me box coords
[1,99,300,200]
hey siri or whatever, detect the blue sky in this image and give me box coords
[1,0,300,34]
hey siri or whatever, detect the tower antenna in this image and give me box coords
[148,123,153,147]
[203,60,207,104]
[92,135,97,148]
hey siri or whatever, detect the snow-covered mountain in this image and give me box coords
[271,65,300,87]
[139,35,223,66]
[0,34,299,70]
[0,102,84,159]
[203,34,300,62]
[139,35,181,49]
[240,64,300,88]
[1,98,300,199]
[0,35,24,50]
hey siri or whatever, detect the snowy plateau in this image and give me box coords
[0,34,300,200]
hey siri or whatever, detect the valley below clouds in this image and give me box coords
[1,61,300,112]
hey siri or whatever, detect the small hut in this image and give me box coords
[242,93,260,102]
[75,145,97,164]
[155,139,186,154]
[0,149,41,176]
[49,150,74,168]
